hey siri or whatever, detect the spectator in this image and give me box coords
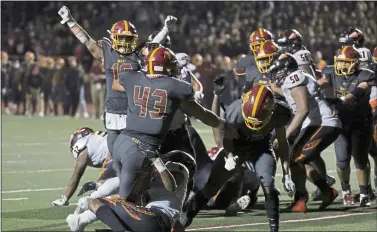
[1,51,12,115]
[63,57,81,117]
[89,59,106,119]
[21,51,35,115]
[25,64,43,117]
[52,58,65,116]
[10,60,23,115]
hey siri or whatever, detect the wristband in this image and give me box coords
[75,30,89,44]
[153,157,167,173]
[67,19,77,28]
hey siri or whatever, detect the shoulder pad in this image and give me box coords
[187,63,196,72]
[71,135,91,160]
[284,70,307,89]
[176,53,189,68]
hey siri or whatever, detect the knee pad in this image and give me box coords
[336,160,350,169]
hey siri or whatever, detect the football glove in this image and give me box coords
[52,195,69,206]
[58,6,73,25]
[224,155,238,171]
[77,181,97,196]
[213,75,225,96]
[194,91,204,102]
[164,15,178,30]
[282,175,296,198]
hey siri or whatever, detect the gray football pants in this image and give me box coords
[112,134,153,202]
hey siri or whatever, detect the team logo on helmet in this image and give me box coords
[242,84,275,131]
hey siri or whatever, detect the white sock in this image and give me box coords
[79,210,97,225]
[90,177,119,198]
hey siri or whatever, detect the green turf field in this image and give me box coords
[2,116,377,231]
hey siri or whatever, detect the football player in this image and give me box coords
[66,150,195,232]
[340,29,377,199]
[58,6,177,160]
[370,47,377,193]
[276,29,337,201]
[181,84,294,232]
[339,28,374,69]
[52,128,116,206]
[111,46,227,203]
[269,53,342,212]
[235,28,274,90]
[317,46,376,206]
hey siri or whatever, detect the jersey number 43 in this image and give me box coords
[134,86,168,119]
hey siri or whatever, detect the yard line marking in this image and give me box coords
[2,197,29,201]
[2,188,64,194]
[3,168,98,174]
[186,211,376,231]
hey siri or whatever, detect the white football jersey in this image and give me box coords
[293,49,312,66]
[86,132,109,167]
[146,162,189,226]
[370,86,377,110]
[280,70,341,129]
[355,46,373,67]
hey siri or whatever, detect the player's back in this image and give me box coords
[120,72,194,146]
[86,132,108,167]
[101,38,141,114]
[281,70,340,128]
[355,46,373,69]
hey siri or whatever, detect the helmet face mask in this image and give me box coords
[255,55,274,74]
[255,41,279,74]
[334,58,356,76]
[334,46,359,76]
[111,33,138,54]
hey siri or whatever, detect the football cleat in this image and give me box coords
[359,194,371,207]
[225,195,251,216]
[319,188,338,210]
[312,175,336,201]
[285,199,307,213]
[342,190,355,206]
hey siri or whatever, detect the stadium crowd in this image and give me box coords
[1,1,376,117]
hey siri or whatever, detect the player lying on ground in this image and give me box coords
[52,127,116,206]
[66,150,195,232]
[181,84,295,232]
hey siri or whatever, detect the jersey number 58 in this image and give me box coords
[134,86,168,119]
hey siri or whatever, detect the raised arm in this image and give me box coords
[58,6,103,61]
[150,15,177,44]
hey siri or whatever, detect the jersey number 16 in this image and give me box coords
[134,86,168,119]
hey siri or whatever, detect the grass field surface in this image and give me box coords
[2,115,377,231]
